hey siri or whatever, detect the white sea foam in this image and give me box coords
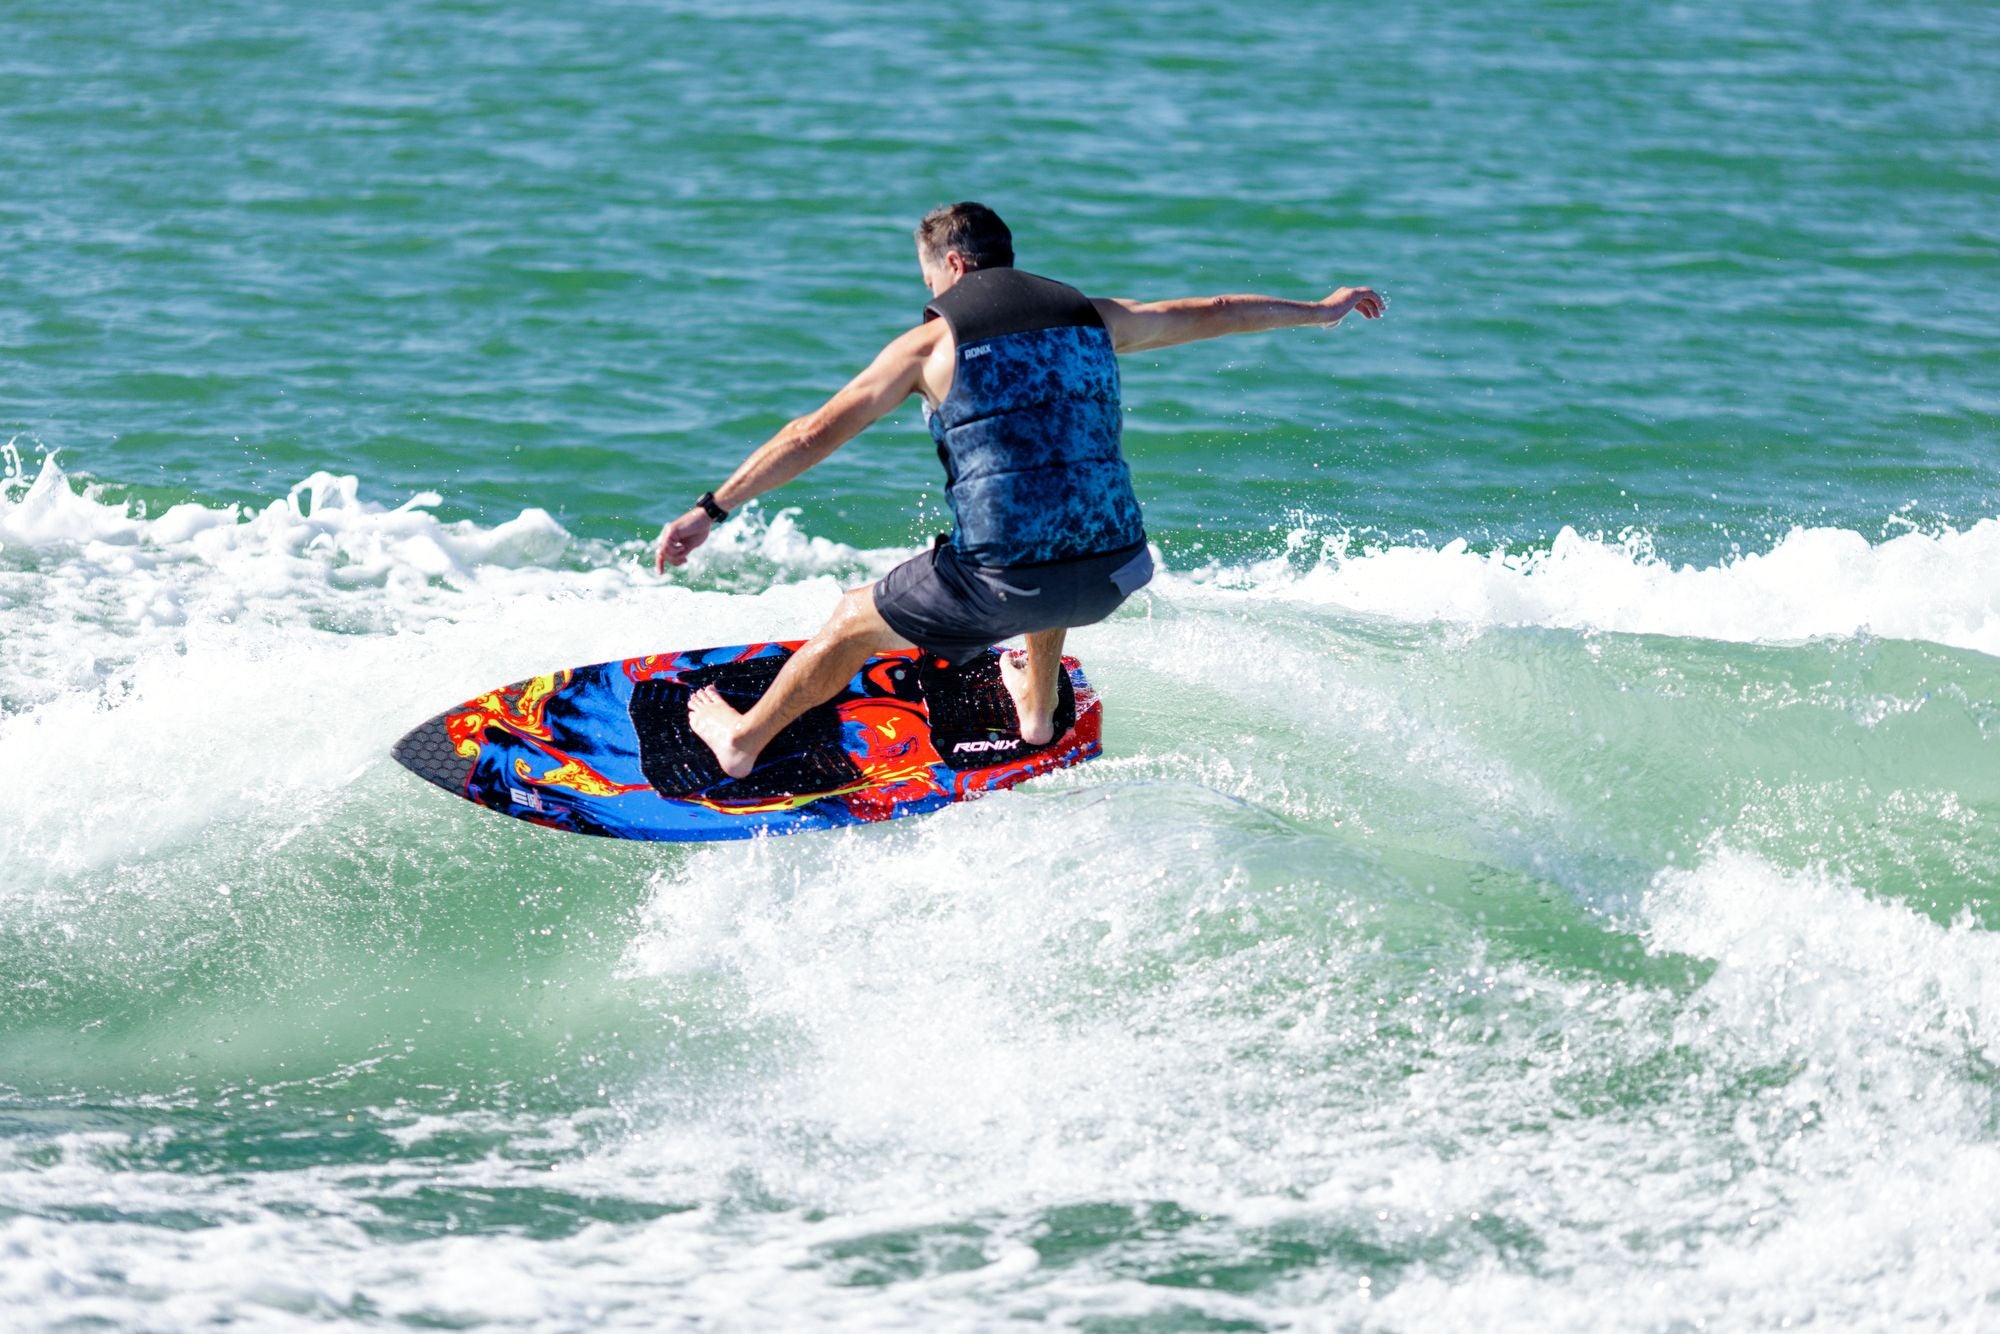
[1619,847,2000,1328]
[0,452,905,714]
[1184,518,2000,658]
[597,828,2000,1328]
[8,838,1998,1328]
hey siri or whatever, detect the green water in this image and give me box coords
[3,1,1998,1328]
[8,1,1995,553]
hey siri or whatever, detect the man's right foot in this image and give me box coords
[999,649,1056,746]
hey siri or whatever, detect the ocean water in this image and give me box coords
[3,1,1998,1329]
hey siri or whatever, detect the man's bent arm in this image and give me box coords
[655,326,929,570]
[1091,287,1385,354]
[711,329,929,511]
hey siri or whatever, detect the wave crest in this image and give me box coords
[1186,519,2000,657]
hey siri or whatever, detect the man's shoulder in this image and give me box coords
[888,319,952,355]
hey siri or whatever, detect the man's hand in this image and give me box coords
[655,508,713,573]
[1321,287,1386,324]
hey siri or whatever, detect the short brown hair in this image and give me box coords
[915,202,1014,270]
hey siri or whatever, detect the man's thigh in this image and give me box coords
[822,582,915,652]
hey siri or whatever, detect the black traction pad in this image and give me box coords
[629,653,861,800]
[919,652,1077,772]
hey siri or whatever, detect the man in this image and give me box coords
[655,202,1384,778]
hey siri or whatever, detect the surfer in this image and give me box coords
[657,202,1384,778]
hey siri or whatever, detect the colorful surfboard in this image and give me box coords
[391,644,1101,841]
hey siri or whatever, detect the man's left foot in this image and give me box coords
[687,685,760,778]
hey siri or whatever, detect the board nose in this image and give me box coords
[392,713,475,795]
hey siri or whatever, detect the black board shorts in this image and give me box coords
[873,538,1154,667]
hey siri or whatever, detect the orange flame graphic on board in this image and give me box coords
[446,671,567,758]
[513,753,652,798]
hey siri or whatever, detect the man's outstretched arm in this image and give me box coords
[1090,286,1385,354]
[655,325,933,571]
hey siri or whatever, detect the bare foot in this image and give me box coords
[687,684,760,778]
[999,649,1056,746]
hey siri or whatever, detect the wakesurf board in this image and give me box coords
[392,643,1100,841]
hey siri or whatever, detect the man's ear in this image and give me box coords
[946,250,971,279]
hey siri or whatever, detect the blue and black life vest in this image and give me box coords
[922,267,1146,568]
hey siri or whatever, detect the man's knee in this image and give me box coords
[822,584,894,645]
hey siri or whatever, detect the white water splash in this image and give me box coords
[1190,520,2000,658]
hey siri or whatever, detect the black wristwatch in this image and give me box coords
[696,490,729,523]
